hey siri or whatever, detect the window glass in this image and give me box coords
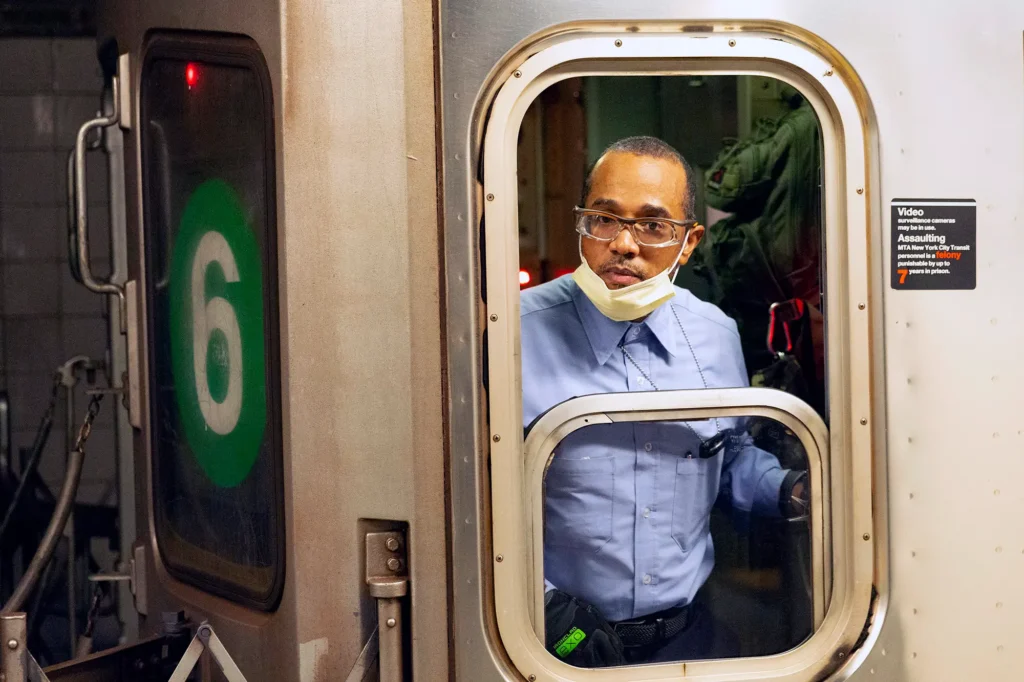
[141,38,283,609]
[535,415,815,666]
[518,76,825,402]
[517,74,825,664]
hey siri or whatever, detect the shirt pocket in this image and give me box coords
[670,457,714,553]
[543,454,615,554]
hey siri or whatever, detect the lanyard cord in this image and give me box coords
[618,304,722,443]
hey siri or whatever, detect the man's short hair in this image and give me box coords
[582,136,696,219]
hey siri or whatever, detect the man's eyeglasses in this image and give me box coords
[573,207,698,247]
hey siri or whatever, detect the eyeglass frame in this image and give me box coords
[572,206,700,248]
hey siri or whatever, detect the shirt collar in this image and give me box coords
[570,280,681,365]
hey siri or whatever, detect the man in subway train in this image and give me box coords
[520,136,809,667]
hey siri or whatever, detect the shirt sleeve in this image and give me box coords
[719,430,788,517]
[713,320,788,516]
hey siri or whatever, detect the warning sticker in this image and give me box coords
[891,199,976,290]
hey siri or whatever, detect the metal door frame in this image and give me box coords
[445,24,887,682]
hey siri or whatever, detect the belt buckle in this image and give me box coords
[654,616,666,644]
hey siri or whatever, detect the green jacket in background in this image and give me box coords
[693,97,824,398]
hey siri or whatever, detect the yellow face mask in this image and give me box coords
[571,240,687,322]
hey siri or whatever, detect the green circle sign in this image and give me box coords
[168,179,267,488]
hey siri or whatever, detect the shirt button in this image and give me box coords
[644,442,652,452]
[636,376,645,385]
[642,507,651,518]
[642,574,652,585]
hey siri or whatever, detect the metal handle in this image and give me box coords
[65,149,83,284]
[73,75,125,328]
[0,391,9,478]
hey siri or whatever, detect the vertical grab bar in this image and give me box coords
[66,149,83,284]
[73,75,125,329]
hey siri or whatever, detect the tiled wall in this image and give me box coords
[0,37,117,506]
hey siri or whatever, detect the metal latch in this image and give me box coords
[87,542,147,616]
[365,531,409,682]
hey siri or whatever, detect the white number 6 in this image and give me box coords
[191,231,243,435]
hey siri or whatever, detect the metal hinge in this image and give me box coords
[167,621,248,682]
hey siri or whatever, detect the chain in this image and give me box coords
[618,306,722,447]
[73,393,105,454]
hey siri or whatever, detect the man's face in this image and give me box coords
[581,151,705,289]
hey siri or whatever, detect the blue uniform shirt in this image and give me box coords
[521,275,789,622]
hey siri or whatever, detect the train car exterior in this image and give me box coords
[22,0,1017,680]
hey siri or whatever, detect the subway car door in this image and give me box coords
[442,5,888,682]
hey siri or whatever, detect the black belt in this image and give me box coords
[611,604,692,649]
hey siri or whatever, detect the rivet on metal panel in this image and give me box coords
[492,434,501,442]
[858,303,866,310]
[860,418,868,425]
[863,533,871,541]
[614,39,622,47]
[513,70,522,78]
[7,638,18,649]
[856,187,864,194]
[728,39,736,47]
[824,68,834,76]
[489,313,498,322]
[529,676,537,681]
[386,618,397,628]
[495,554,503,563]
[486,193,495,201]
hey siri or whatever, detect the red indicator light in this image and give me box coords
[185,63,199,88]
[519,269,532,286]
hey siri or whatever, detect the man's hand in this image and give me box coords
[544,589,626,668]
[780,470,809,518]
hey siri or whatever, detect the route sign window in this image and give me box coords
[141,34,284,610]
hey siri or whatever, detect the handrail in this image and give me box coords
[72,76,125,329]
